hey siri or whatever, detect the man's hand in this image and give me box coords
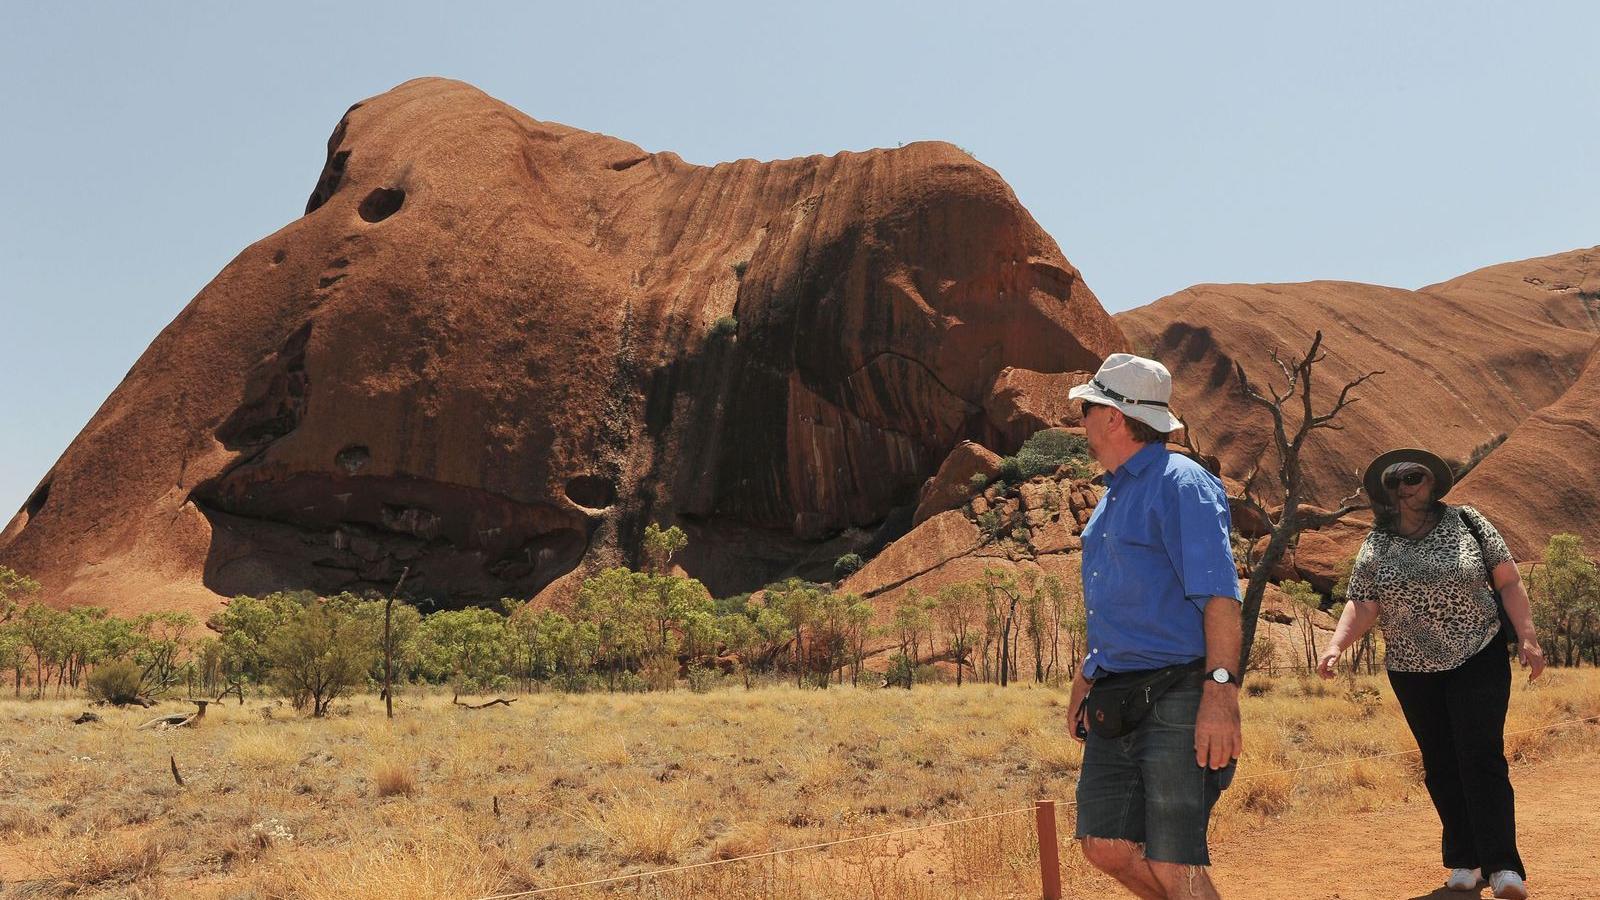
[1195,682,1241,769]
[1067,671,1091,744]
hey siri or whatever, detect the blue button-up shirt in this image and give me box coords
[1080,442,1240,678]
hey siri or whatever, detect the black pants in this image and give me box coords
[1388,637,1525,878]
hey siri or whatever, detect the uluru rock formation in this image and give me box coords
[1117,248,1600,510]
[0,77,1126,616]
[1117,246,1599,575]
[1454,336,1600,560]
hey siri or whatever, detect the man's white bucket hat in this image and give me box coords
[1068,353,1184,434]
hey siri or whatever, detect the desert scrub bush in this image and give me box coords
[1015,429,1093,479]
[730,260,749,278]
[710,315,738,337]
[87,658,145,705]
[995,456,1023,485]
[967,472,989,491]
[833,553,864,580]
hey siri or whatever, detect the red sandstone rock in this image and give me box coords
[912,442,1003,526]
[1117,248,1600,516]
[981,368,1094,454]
[0,78,1126,615]
[1453,337,1600,560]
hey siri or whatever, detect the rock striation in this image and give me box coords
[0,78,1125,615]
[1117,249,1599,510]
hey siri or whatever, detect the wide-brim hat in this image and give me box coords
[1362,447,1454,504]
[1068,352,1185,433]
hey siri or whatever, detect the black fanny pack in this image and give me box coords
[1080,660,1205,739]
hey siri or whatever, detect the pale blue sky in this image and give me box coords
[3,1,1596,517]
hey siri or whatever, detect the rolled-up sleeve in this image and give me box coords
[1162,472,1242,610]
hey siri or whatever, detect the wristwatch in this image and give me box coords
[1207,667,1238,685]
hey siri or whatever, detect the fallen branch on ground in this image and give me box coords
[452,696,518,709]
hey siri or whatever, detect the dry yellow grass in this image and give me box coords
[0,670,1594,898]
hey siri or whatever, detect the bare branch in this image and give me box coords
[452,696,519,710]
[1309,370,1384,428]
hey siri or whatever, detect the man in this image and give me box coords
[1065,353,1243,900]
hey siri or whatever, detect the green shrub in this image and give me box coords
[976,509,1003,539]
[1016,430,1093,479]
[996,456,1022,484]
[730,260,749,279]
[834,553,864,580]
[884,653,915,689]
[711,315,739,337]
[967,472,989,491]
[87,659,144,705]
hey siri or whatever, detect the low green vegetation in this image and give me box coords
[992,429,1094,490]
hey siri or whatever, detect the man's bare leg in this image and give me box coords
[1081,838,1166,899]
[1149,860,1220,900]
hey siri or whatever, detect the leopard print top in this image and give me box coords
[1346,505,1514,673]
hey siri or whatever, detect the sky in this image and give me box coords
[2,1,1597,517]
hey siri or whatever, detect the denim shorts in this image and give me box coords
[1074,684,1235,866]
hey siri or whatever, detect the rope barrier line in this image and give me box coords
[473,804,1038,900]
[471,712,1599,899]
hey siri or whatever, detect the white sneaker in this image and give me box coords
[1447,867,1483,891]
[1489,870,1527,899]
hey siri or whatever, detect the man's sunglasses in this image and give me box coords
[1383,470,1429,490]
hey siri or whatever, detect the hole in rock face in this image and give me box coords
[271,249,286,265]
[24,480,51,518]
[335,445,370,475]
[565,475,618,509]
[358,188,405,223]
[304,150,351,215]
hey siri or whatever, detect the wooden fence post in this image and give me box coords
[1036,799,1061,900]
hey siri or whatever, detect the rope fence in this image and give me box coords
[473,712,1600,900]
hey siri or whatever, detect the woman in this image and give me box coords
[1317,448,1545,900]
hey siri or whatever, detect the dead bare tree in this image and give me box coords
[1231,331,1380,678]
[384,567,410,720]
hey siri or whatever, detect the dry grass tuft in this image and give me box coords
[371,759,417,798]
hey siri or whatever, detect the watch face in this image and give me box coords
[1210,668,1229,683]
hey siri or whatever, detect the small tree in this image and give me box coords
[642,523,688,575]
[416,607,513,694]
[833,553,864,580]
[267,599,374,716]
[1280,580,1322,671]
[934,582,982,686]
[1526,533,1600,667]
[766,579,824,687]
[0,566,40,610]
[1223,331,1379,678]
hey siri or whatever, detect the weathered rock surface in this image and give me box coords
[912,442,1003,526]
[981,367,1093,454]
[1117,248,1600,514]
[0,78,1125,615]
[1454,337,1600,560]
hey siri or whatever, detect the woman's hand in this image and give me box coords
[1316,645,1342,679]
[1519,638,1546,681]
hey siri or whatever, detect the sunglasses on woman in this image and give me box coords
[1383,470,1429,490]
